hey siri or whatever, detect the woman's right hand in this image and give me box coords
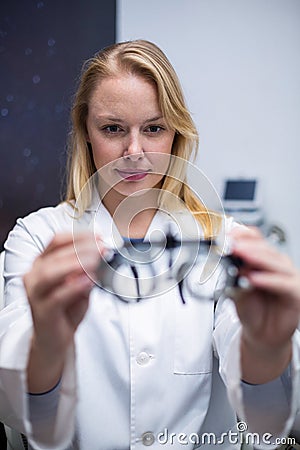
[23,232,102,393]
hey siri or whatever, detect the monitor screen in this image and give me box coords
[224,180,256,201]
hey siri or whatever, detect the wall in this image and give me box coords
[117,0,300,266]
[0,0,116,249]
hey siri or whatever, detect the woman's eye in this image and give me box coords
[145,125,163,133]
[103,125,122,133]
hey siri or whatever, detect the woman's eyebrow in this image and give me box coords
[94,115,165,124]
[95,115,125,122]
[144,116,164,123]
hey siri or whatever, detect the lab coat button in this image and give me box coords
[136,351,150,365]
[142,431,155,446]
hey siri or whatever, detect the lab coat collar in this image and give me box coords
[85,184,203,249]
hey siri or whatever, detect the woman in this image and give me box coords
[2,40,300,449]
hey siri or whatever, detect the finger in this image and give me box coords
[229,226,263,241]
[33,273,94,313]
[72,234,104,274]
[42,232,102,257]
[38,250,94,290]
[31,277,93,334]
[60,274,94,308]
[42,233,81,256]
[46,237,102,275]
[232,240,294,275]
[26,238,102,298]
[248,270,300,298]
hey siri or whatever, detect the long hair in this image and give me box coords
[65,39,220,237]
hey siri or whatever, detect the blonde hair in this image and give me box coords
[65,39,220,237]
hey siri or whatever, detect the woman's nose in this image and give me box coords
[123,133,144,160]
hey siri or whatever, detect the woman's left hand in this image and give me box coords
[229,226,300,383]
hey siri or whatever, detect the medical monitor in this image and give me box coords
[222,179,260,211]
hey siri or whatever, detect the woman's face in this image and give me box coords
[85,74,175,205]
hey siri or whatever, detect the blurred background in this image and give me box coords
[1,0,299,266]
[0,0,116,249]
[118,0,300,265]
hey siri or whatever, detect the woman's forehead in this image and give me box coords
[87,75,162,120]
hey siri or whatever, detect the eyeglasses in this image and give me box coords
[95,232,243,303]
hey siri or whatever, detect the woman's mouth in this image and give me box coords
[116,169,149,181]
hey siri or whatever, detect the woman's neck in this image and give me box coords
[102,189,159,239]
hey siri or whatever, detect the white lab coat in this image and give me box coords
[1,192,300,450]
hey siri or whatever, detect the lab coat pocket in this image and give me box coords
[174,296,214,375]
